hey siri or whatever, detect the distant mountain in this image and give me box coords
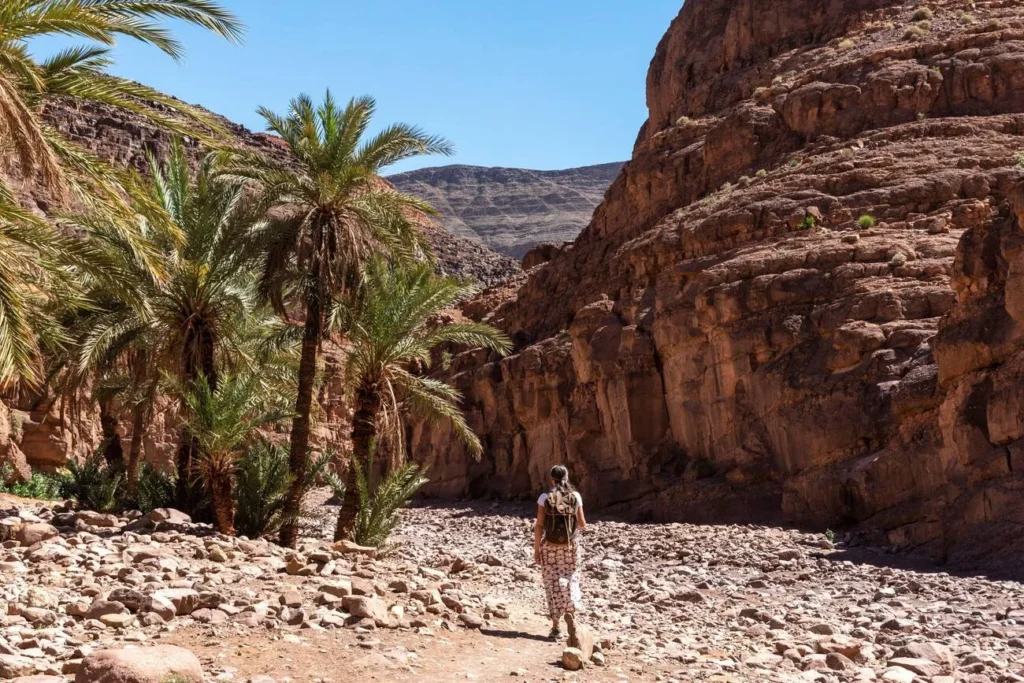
[389,162,624,259]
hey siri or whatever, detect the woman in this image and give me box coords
[534,465,587,641]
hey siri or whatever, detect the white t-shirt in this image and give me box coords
[537,491,583,507]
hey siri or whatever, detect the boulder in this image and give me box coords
[14,523,58,546]
[75,645,203,683]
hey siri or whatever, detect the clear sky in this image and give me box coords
[33,1,682,174]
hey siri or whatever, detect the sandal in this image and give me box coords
[548,627,562,641]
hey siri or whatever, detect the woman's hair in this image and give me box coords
[549,465,574,493]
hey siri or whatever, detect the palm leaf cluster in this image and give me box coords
[332,257,511,541]
[0,0,243,388]
[350,459,428,548]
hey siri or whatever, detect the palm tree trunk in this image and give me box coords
[334,381,381,542]
[126,401,146,498]
[98,399,124,469]
[279,294,322,548]
[176,325,218,511]
[208,471,236,536]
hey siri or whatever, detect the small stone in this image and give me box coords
[562,647,584,671]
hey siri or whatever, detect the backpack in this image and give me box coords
[544,489,579,544]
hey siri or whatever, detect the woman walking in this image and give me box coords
[534,465,587,641]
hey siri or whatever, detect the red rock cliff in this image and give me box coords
[411,0,1024,563]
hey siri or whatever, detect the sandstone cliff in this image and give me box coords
[410,0,1024,564]
[389,163,623,259]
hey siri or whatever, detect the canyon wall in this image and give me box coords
[410,0,1024,563]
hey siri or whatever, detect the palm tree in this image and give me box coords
[224,92,454,547]
[331,258,511,542]
[180,375,288,535]
[0,0,243,389]
[67,141,266,507]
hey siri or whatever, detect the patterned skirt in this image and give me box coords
[540,539,583,619]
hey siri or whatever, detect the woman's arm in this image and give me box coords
[534,505,545,565]
[576,504,587,531]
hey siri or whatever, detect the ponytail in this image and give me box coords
[549,465,574,494]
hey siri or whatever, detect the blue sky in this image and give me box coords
[34,1,681,174]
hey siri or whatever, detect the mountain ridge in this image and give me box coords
[389,161,623,259]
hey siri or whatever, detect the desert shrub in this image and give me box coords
[1014,152,1024,168]
[676,115,691,126]
[63,455,124,512]
[858,214,877,229]
[8,411,25,443]
[352,461,428,548]
[756,169,768,178]
[912,7,933,21]
[825,529,837,543]
[800,215,817,231]
[904,25,929,40]
[890,252,909,267]
[133,464,176,514]
[233,439,292,539]
[959,13,975,24]
[838,38,856,51]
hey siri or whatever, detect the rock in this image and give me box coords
[142,595,176,621]
[278,590,302,608]
[75,645,203,683]
[106,588,146,613]
[14,523,58,546]
[86,599,129,620]
[458,613,484,629]
[893,642,955,672]
[888,658,942,677]
[330,540,377,557]
[562,647,584,671]
[150,589,199,616]
[143,509,190,525]
[0,654,35,679]
[75,511,119,528]
[192,608,228,624]
[344,597,388,624]
[880,667,916,683]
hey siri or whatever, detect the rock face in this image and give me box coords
[411,0,1024,563]
[389,163,623,259]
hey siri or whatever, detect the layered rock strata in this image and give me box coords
[410,0,1024,562]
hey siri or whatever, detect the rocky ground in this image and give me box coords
[1,492,1023,682]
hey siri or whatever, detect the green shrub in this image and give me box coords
[63,455,124,512]
[800,215,817,231]
[1014,152,1024,169]
[353,461,428,548]
[234,440,292,539]
[1,462,68,500]
[133,464,176,514]
[912,7,933,21]
[858,214,877,229]
[825,528,837,543]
